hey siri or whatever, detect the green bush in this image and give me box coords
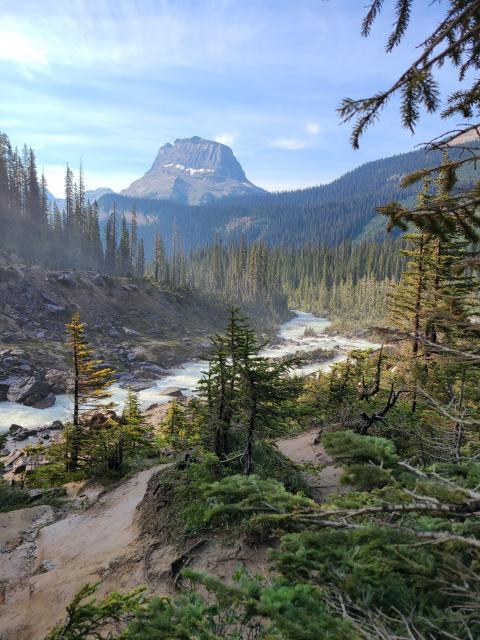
[323,430,399,467]
[26,463,86,488]
[341,463,394,490]
[0,478,30,512]
[252,441,311,495]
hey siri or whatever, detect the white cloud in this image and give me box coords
[272,137,311,151]
[305,122,320,134]
[215,132,237,147]
[0,29,48,67]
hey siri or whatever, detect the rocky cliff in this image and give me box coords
[121,136,266,204]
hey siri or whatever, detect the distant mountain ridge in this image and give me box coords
[97,143,480,255]
[48,187,114,210]
[121,136,266,204]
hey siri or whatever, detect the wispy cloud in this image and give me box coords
[305,122,321,134]
[0,3,260,74]
[272,137,312,151]
[215,132,237,147]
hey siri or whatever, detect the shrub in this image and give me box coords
[0,478,30,512]
[323,430,399,467]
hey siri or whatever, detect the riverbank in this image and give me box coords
[0,311,379,433]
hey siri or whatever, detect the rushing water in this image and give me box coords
[0,311,379,432]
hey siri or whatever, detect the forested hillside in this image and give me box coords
[185,239,404,329]
[98,143,480,254]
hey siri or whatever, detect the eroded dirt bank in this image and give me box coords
[0,467,162,640]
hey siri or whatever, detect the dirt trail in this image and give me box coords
[277,428,346,502]
[0,430,346,640]
[0,466,163,640]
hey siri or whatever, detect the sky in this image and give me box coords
[0,0,466,197]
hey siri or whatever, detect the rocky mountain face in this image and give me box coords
[121,136,266,205]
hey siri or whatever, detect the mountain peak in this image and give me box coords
[122,136,266,205]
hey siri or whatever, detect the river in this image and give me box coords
[0,311,379,432]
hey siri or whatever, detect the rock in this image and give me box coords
[7,375,51,406]
[9,424,35,440]
[13,463,26,475]
[41,292,62,305]
[93,273,107,286]
[50,420,64,431]
[0,382,9,401]
[140,363,167,375]
[32,392,56,409]
[118,379,153,392]
[45,369,73,394]
[123,327,141,336]
[56,272,77,288]
[80,409,120,429]
[1,449,24,470]
[34,559,55,574]
[161,387,185,398]
[45,303,66,315]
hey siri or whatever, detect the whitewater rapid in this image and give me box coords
[0,311,379,432]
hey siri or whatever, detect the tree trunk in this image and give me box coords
[411,234,426,414]
[69,332,80,472]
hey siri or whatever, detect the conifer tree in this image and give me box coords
[136,238,145,278]
[64,164,74,240]
[65,313,115,471]
[130,205,138,274]
[86,201,104,270]
[117,214,131,276]
[154,231,166,283]
[104,204,117,275]
[159,400,190,449]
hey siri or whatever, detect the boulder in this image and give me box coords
[9,424,35,440]
[34,559,55,575]
[45,369,73,394]
[7,375,51,406]
[56,272,77,288]
[41,292,63,306]
[118,379,153,392]
[93,273,107,287]
[0,382,9,401]
[45,303,66,315]
[0,265,20,283]
[80,409,120,429]
[136,363,168,379]
[123,327,141,337]
[32,393,56,409]
[1,448,24,469]
[161,387,185,398]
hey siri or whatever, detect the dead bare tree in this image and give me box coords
[358,344,384,400]
[358,383,409,434]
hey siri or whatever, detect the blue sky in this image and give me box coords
[0,0,465,197]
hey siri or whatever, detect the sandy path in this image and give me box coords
[0,466,163,640]
[277,429,345,502]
